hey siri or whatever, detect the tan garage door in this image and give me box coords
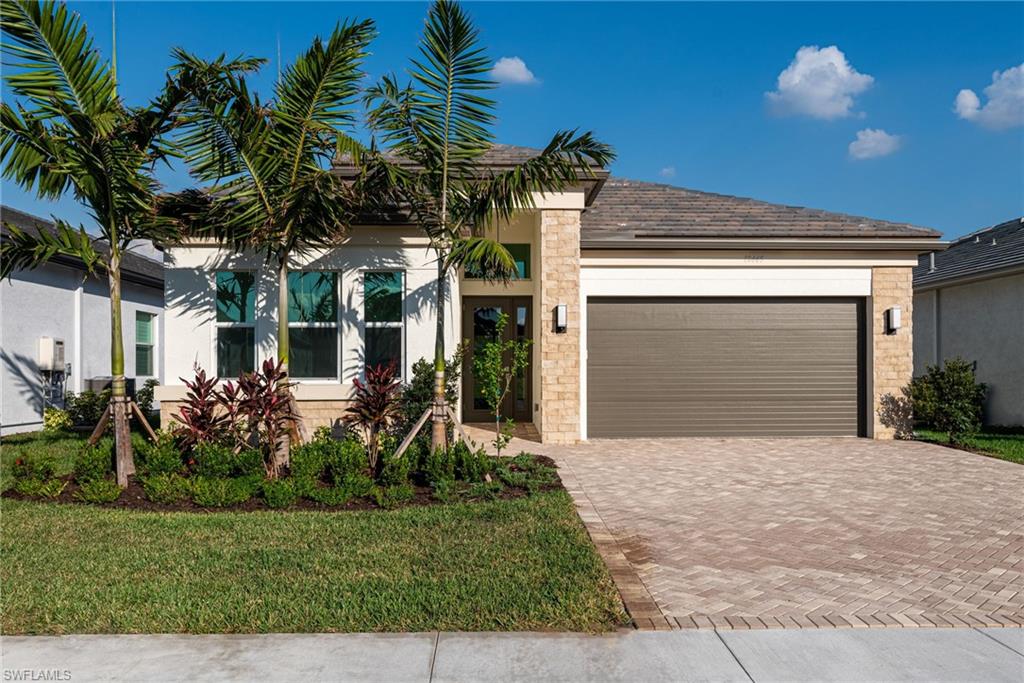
[586,298,865,438]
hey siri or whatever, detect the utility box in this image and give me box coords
[38,337,65,372]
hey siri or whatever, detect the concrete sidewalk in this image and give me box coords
[2,628,1022,682]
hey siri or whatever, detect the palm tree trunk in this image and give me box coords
[273,251,292,476]
[431,256,447,453]
[107,254,134,487]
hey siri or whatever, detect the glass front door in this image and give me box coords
[461,297,533,423]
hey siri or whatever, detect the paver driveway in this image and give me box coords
[551,438,1024,630]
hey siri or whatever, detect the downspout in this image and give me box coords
[73,276,84,393]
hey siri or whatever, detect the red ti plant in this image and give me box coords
[173,365,227,451]
[344,363,402,477]
[229,358,296,478]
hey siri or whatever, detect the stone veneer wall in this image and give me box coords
[159,400,352,435]
[871,266,914,439]
[537,210,582,444]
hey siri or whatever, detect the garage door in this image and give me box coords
[586,298,864,438]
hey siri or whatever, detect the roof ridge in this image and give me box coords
[948,216,1024,246]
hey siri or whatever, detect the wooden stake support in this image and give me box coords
[86,398,158,446]
[392,403,471,460]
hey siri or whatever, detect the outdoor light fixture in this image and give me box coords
[886,306,902,335]
[554,304,568,333]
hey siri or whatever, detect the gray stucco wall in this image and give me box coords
[1,261,164,435]
[913,272,1024,426]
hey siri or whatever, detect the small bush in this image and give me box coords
[910,358,988,444]
[11,457,56,481]
[431,479,457,503]
[421,445,455,485]
[341,473,374,498]
[136,379,159,417]
[14,478,67,498]
[378,451,411,487]
[137,432,184,476]
[74,439,114,483]
[371,483,414,509]
[191,476,257,508]
[234,449,265,478]
[325,438,369,487]
[74,479,122,504]
[307,485,353,506]
[261,479,299,509]
[290,442,327,481]
[191,442,236,478]
[452,441,492,482]
[43,408,73,433]
[65,389,110,426]
[465,480,504,501]
[141,474,193,504]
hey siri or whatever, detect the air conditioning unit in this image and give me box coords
[38,337,65,372]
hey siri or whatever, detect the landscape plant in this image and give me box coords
[42,408,73,434]
[172,366,227,451]
[344,363,402,477]
[472,312,532,456]
[221,359,297,477]
[363,0,614,453]
[909,357,988,444]
[0,0,204,485]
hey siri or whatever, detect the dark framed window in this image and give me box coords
[364,271,403,375]
[215,271,256,378]
[464,243,531,280]
[288,271,338,379]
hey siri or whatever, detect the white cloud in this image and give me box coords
[659,166,676,178]
[848,128,902,160]
[491,56,537,85]
[766,45,874,119]
[954,64,1024,130]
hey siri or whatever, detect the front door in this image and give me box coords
[462,297,533,423]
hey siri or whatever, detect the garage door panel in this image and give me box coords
[587,298,864,438]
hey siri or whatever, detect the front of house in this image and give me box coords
[156,146,942,442]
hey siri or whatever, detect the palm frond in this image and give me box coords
[0,219,101,279]
[446,235,517,284]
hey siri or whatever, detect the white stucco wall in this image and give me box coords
[913,272,1024,425]
[1,261,164,435]
[156,228,460,402]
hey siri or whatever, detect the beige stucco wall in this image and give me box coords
[913,272,1024,425]
[871,267,915,439]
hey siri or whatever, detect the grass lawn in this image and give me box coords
[916,428,1024,465]
[0,432,627,634]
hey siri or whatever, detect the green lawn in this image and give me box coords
[916,428,1024,465]
[0,432,627,634]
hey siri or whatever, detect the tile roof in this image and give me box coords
[581,178,941,242]
[0,205,164,286]
[913,217,1024,288]
[334,143,605,172]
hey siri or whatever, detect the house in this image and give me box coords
[155,146,943,442]
[0,206,165,435]
[913,218,1024,426]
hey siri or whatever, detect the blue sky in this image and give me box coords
[2,1,1022,239]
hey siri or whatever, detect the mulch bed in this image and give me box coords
[2,455,563,513]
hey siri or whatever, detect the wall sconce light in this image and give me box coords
[554,304,568,333]
[885,306,901,335]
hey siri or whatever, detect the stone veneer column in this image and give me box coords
[871,266,914,439]
[537,209,582,444]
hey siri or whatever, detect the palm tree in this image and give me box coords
[167,19,375,474]
[0,0,213,485]
[364,0,614,453]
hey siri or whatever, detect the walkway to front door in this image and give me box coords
[461,296,532,424]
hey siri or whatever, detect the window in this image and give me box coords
[215,271,256,378]
[464,243,531,280]
[288,271,338,379]
[135,311,155,377]
[364,271,403,375]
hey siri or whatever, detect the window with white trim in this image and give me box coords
[215,271,256,378]
[288,271,339,380]
[135,311,155,377]
[364,271,404,376]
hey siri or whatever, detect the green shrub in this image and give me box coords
[910,358,988,444]
[11,457,56,481]
[136,431,184,476]
[371,483,414,509]
[136,379,159,417]
[421,445,455,484]
[191,442,235,478]
[42,408,73,433]
[235,449,265,478]
[400,351,462,431]
[73,439,114,483]
[65,389,110,426]
[341,473,374,498]
[452,441,492,482]
[325,438,368,487]
[14,478,67,498]
[74,479,122,504]
[465,480,504,501]
[190,476,257,508]
[307,485,353,506]
[378,451,411,487]
[431,479,457,503]
[261,479,299,509]
[141,474,192,504]
[290,442,327,481]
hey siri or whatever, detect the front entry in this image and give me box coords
[461,297,533,423]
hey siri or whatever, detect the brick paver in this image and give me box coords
[549,438,1024,630]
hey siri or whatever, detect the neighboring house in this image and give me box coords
[156,145,942,442]
[913,218,1024,426]
[0,206,165,435]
